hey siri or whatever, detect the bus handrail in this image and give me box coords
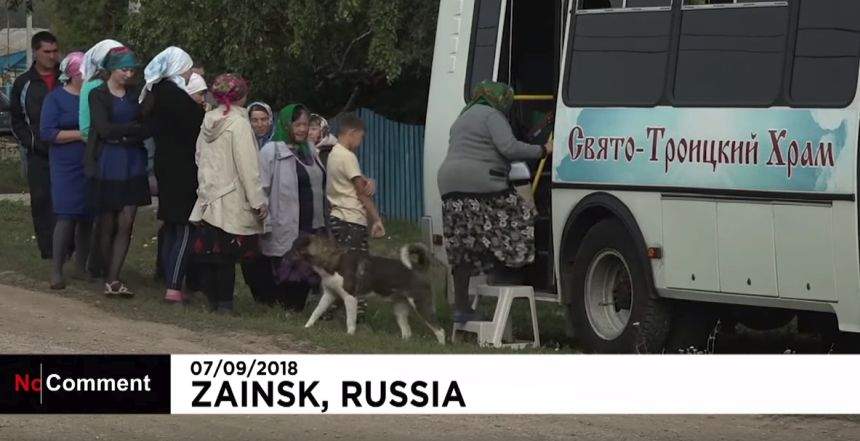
[514,95,555,102]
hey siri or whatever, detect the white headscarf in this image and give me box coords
[80,39,123,82]
[138,46,194,103]
[185,72,207,96]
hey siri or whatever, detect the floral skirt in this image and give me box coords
[441,189,536,275]
[191,222,260,264]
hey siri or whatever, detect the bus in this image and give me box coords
[422,0,860,352]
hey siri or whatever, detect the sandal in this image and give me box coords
[105,281,134,298]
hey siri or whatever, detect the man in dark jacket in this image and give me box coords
[10,31,60,259]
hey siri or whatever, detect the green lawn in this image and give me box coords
[0,200,574,353]
[0,158,27,194]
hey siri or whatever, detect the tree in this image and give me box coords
[43,0,129,50]
[121,0,438,122]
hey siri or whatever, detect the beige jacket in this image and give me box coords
[189,105,267,235]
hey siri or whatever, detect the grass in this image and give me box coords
[0,200,574,354]
[0,158,27,194]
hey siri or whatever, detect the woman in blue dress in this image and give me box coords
[83,47,151,296]
[40,52,89,290]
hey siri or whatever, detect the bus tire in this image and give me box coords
[568,218,671,353]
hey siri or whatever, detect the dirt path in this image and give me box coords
[0,283,308,354]
[0,284,858,441]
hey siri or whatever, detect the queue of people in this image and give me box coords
[11,32,385,315]
[14,33,547,326]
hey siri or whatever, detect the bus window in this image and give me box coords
[673,1,788,106]
[580,0,671,8]
[464,0,505,101]
[564,1,673,107]
[685,0,780,5]
[580,0,617,8]
[788,0,860,107]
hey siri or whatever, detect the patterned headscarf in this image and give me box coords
[139,46,194,103]
[59,52,85,84]
[102,47,138,71]
[80,39,123,81]
[461,80,515,115]
[211,73,249,115]
[272,104,312,159]
[310,113,330,139]
[248,101,274,149]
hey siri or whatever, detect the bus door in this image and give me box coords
[498,0,568,291]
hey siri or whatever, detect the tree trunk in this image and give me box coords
[340,85,361,114]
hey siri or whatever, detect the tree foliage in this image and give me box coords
[43,0,129,50]
[119,0,437,122]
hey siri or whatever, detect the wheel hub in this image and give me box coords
[584,249,633,341]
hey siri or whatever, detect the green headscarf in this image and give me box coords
[461,80,515,115]
[102,47,138,71]
[272,104,311,158]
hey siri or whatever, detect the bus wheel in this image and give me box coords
[569,218,671,353]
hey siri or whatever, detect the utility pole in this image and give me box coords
[25,0,32,67]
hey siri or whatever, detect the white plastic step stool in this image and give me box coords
[452,284,540,349]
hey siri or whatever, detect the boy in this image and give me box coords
[326,113,384,253]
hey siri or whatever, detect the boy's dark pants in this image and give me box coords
[330,217,369,253]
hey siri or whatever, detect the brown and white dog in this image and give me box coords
[292,235,446,345]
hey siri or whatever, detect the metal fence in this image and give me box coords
[339,108,426,222]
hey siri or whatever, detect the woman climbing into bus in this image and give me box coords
[437,80,553,323]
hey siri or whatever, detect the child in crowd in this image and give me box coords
[326,113,384,253]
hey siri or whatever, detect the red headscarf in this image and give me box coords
[211,73,249,115]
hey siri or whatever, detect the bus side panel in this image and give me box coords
[833,201,860,332]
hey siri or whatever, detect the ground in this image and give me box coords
[1,284,859,440]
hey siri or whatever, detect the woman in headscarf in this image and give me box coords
[308,113,338,167]
[437,80,553,323]
[79,39,123,141]
[79,39,124,279]
[39,52,89,290]
[189,74,268,314]
[140,46,204,304]
[242,104,327,313]
[185,72,208,110]
[241,101,275,304]
[85,46,151,297]
[247,101,274,149]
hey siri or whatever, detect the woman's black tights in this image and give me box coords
[99,206,137,283]
[51,219,92,286]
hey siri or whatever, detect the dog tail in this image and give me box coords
[400,243,430,271]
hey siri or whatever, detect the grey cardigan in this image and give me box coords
[259,141,300,257]
[437,104,544,197]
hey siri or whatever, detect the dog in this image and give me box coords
[292,235,446,345]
